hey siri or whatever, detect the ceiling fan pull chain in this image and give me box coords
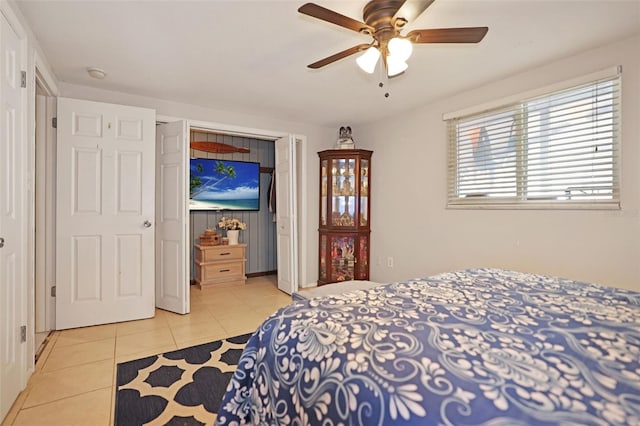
[378,64,390,98]
[377,62,390,98]
[379,81,389,98]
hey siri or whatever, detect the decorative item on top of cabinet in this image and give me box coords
[318,149,372,285]
[335,126,355,149]
[199,229,221,246]
[194,244,246,289]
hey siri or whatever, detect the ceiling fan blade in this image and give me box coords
[298,3,372,34]
[407,27,489,43]
[392,0,436,23]
[307,44,370,69]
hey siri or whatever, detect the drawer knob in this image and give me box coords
[219,269,230,272]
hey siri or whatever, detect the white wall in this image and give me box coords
[362,35,640,291]
[59,82,334,287]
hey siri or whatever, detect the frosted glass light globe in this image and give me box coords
[388,37,413,62]
[356,46,381,74]
[386,55,408,77]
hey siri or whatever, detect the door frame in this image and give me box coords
[158,115,308,289]
[30,53,59,370]
[30,57,59,359]
[34,71,58,335]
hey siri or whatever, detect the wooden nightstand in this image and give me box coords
[194,244,247,289]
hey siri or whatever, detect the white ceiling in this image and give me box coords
[17,0,640,128]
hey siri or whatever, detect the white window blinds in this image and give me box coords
[446,69,621,209]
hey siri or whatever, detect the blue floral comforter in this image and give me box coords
[215,268,640,425]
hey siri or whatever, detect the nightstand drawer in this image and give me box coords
[196,260,243,281]
[195,246,243,262]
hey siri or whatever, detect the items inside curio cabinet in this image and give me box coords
[318,149,372,285]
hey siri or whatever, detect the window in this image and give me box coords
[446,68,620,209]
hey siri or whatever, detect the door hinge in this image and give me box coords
[21,71,26,88]
[20,325,26,343]
[52,117,57,129]
[51,285,56,297]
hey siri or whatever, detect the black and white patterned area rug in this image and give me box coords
[114,333,252,426]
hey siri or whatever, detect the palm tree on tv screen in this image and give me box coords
[190,161,236,198]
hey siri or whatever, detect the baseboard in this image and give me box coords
[190,270,277,284]
[246,270,277,278]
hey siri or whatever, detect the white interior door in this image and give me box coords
[275,136,299,295]
[155,121,189,314]
[56,98,156,330]
[0,11,26,421]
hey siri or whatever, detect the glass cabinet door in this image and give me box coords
[331,158,356,227]
[357,234,368,279]
[330,235,355,282]
[321,160,328,226]
[319,234,327,281]
[359,158,369,226]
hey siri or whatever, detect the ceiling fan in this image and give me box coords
[298,0,488,77]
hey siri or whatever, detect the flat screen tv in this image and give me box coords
[189,158,260,211]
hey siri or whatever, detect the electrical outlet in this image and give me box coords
[387,257,394,268]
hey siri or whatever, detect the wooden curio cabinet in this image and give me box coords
[318,149,372,285]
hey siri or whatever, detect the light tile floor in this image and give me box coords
[2,275,292,426]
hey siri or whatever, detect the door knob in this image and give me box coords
[0,237,4,248]
[143,221,152,228]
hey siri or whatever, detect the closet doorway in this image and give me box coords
[157,116,303,313]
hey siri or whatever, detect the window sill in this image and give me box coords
[446,200,621,210]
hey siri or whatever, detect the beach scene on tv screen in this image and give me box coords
[190,159,260,210]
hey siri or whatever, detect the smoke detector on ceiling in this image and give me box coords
[87,67,106,79]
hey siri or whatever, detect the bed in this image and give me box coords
[215,268,640,425]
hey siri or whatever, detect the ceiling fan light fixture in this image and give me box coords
[297,1,489,76]
[386,55,408,77]
[356,46,381,74]
[388,37,413,61]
